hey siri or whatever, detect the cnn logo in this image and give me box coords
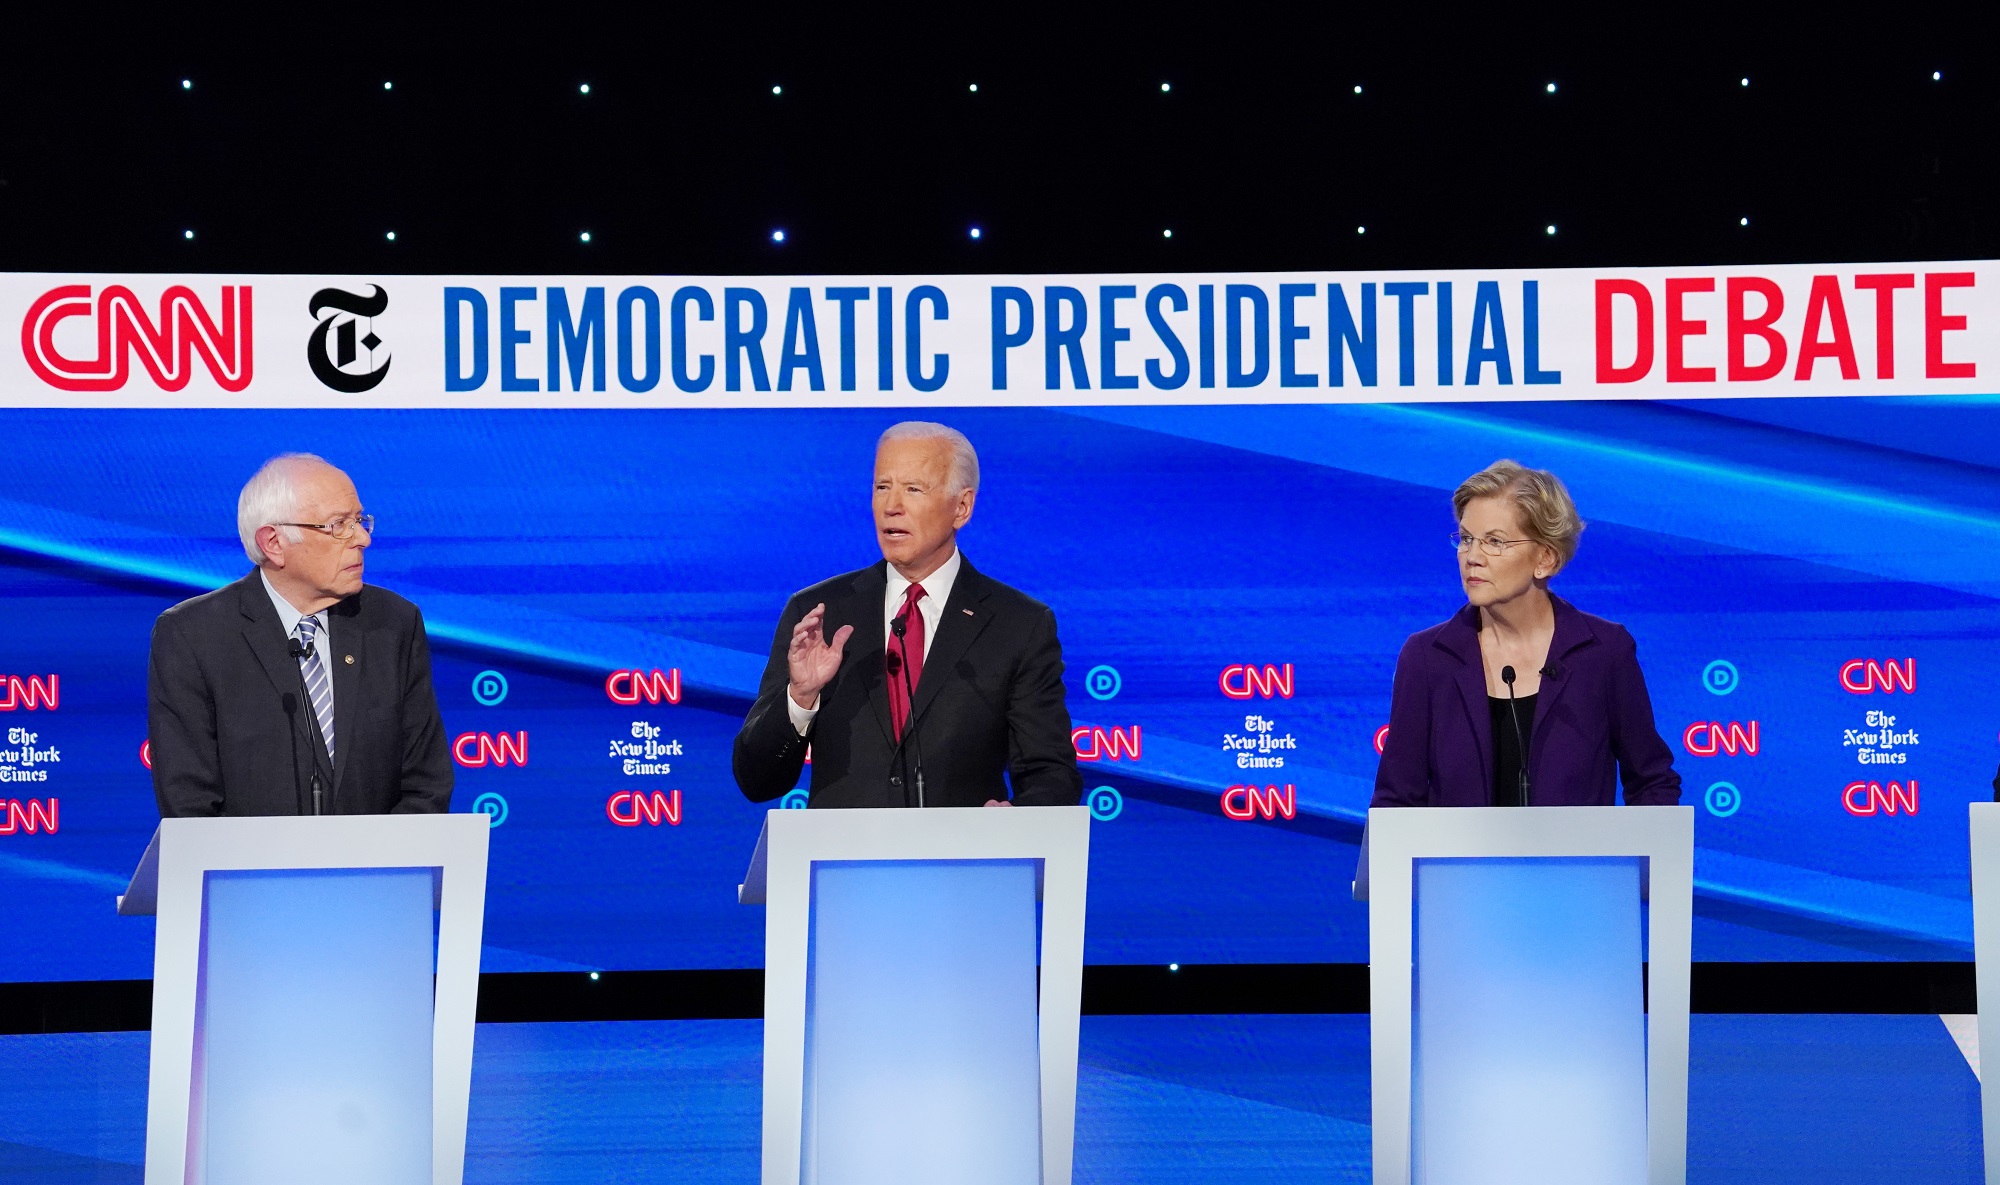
[1840,659,1915,694]
[453,731,528,767]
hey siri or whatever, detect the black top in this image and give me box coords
[1489,692,1539,807]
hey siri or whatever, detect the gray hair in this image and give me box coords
[878,421,980,494]
[236,453,328,564]
[1452,458,1586,573]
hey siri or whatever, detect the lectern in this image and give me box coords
[1362,805,1694,1185]
[119,814,490,1185]
[739,805,1091,1185]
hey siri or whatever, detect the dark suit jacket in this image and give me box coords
[733,557,1083,808]
[1371,594,1681,807]
[147,571,454,817]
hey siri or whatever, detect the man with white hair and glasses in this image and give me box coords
[733,421,1082,809]
[147,453,452,816]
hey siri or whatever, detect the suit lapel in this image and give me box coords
[1438,607,1492,795]
[328,594,363,795]
[1526,595,1592,775]
[828,564,891,747]
[909,558,994,730]
[237,573,333,793]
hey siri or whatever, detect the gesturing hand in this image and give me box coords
[787,603,853,710]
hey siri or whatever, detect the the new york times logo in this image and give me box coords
[307,286,391,392]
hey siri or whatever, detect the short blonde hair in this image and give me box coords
[1452,459,1585,572]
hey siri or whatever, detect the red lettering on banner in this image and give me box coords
[22,285,253,392]
[1073,726,1142,761]
[453,731,529,767]
[1683,721,1759,757]
[1852,274,1914,379]
[1794,275,1859,381]
[1844,780,1918,816]
[1665,278,1715,382]
[1219,664,1294,699]
[1221,784,1295,820]
[1373,725,1390,755]
[140,740,152,770]
[0,675,59,711]
[607,789,682,826]
[1925,272,1976,379]
[0,799,58,834]
[1595,279,1654,382]
[1727,277,1787,381]
[1839,659,1916,694]
[606,669,681,705]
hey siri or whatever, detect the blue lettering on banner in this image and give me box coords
[905,286,949,392]
[1145,284,1190,389]
[671,286,715,393]
[616,286,661,392]
[1279,283,1318,388]
[548,287,607,393]
[991,287,1033,389]
[875,286,894,391]
[1225,284,1269,387]
[724,287,770,392]
[1198,284,1216,388]
[443,287,489,392]
[1523,280,1562,385]
[1384,281,1427,387]
[1046,286,1090,389]
[1100,285,1138,390]
[778,287,825,392]
[1465,280,1514,385]
[1435,280,1454,386]
[826,287,868,392]
[1329,282,1377,387]
[500,287,538,392]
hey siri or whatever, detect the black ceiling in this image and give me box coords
[1,5,1993,275]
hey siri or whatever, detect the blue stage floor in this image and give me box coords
[0,1014,1980,1183]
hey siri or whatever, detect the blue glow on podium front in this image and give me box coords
[1413,857,1646,1185]
[197,867,435,1185]
[802,859,1041,1185]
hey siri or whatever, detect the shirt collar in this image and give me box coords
[259,568,327,639]
[887,545,962,611]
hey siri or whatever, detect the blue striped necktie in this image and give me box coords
[296,616,336,762]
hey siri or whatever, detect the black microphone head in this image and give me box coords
[281,691,298,715]
[884,649,901,677]
[890,615,906,638]
[1501,665,1516,686]
[288,638,315,660]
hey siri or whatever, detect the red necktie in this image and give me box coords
[889,583,927,740]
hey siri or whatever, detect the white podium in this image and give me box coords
[1967,802,2000,1185]
[739,805,1091,1185]
[119,815,490,1185]
[1363,805,1694,1185]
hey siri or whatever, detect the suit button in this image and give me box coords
[890,776,903,787]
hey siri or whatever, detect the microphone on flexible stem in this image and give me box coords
[280,692,306,814]
[889,614,926,809]
[1501,665,1530,807]
[288,637,329,816]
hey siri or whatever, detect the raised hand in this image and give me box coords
[787,603,853,709]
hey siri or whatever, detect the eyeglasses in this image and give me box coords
[1450,531,1533,556]
[276,513,376,540]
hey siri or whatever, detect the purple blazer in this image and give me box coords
[1372,595,1681,807]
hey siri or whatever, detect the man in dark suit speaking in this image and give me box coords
[147,453,453,816]
[733,423,1082,809]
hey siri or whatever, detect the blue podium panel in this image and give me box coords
[803,860,1041,1185]
[197,868,435,1185]
[1412,857,1646,1185]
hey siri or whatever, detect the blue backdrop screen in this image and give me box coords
[0,398,1991,980]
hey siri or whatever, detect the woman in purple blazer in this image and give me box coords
[1372,460,1681,808]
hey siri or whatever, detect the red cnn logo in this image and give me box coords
[0,675,58,711]
[22,285,253,391]
[1072,726,1141,761]
[606,668,682,705]
[607,789,683,826]
[1221,784,1296,820]
[1843,780,1918,816]
[453,731,528,767]
[1683,721,1759,756]
[1220,664,1295,700]
[0,799,59,834]
[1840,659,1916,694]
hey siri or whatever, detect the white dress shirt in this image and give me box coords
[260,569,333,716]
[789,547,962,735]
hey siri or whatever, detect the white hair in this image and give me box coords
[878,421,980,494]
[237,453,329,564]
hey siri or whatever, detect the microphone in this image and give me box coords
[889,613,926,809]
[280,692,307,815]
[1501,665,1531,807]
[287,636,330,816]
